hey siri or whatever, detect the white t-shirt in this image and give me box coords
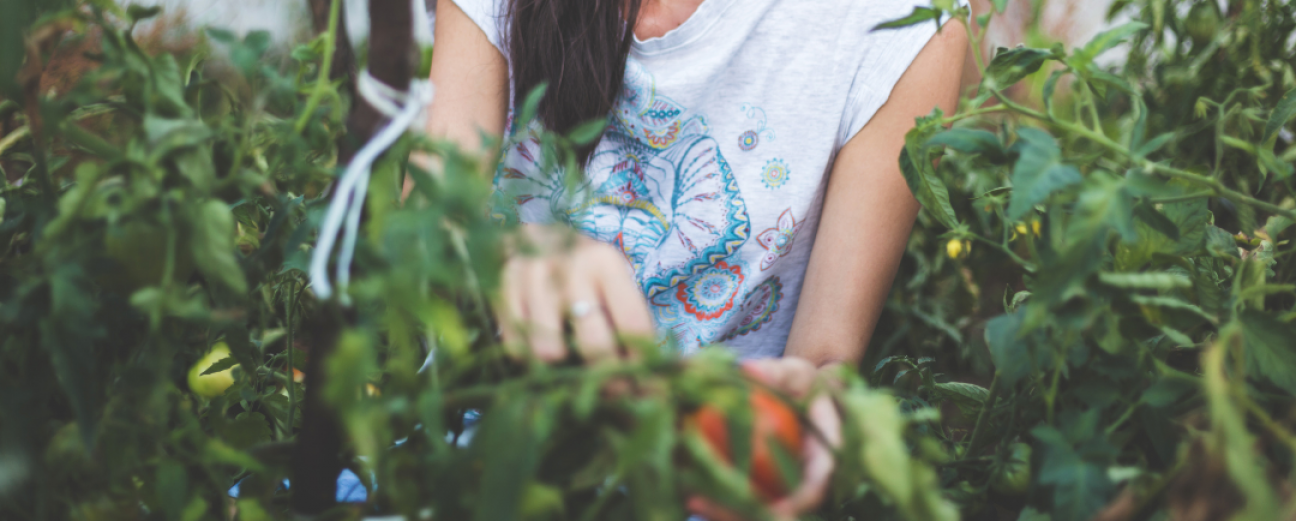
[455,0,954,359]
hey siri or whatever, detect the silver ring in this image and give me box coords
[569,300,595,318]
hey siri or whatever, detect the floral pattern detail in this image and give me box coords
[677,261,745,320]
[718,277,784,342]
[756,209,799,271]
[737,103,774,152]
[492,57,751,306]
[760,158,790,190]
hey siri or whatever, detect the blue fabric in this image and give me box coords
[227,410,482,503]
[227,468,369,503]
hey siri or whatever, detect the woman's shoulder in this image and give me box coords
[447,0,509,54]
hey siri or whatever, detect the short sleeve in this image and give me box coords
[449,0,509,57]
[838,1,967,146]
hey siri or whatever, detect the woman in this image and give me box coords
[426,0,966,518]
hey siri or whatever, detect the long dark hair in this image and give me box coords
[506,0,642,164]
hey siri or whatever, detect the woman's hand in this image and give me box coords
[687,357,843,521]
[498,224,655,363]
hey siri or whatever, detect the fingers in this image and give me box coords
[498,259,527,353]
[494,227,654,364]
[742,357,818,398]
[740,357,841,518]
[522,259,565,362]
[593,248,655,338]
[561,255,618,363]
[771,394,840,517]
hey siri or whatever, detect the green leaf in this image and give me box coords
[1114,188,1209,270]
[1084,67,1134,97]
[172,146,215,193]
[901,118,960,229]
[934,382,988,418]
[1139,376,1195,408]
[1134,132,1176,158]
[986,47,1056,88]
[474,397,546,521]
[986,311,1031,385]
[1043,68,1066,116]
[155,460,189,521]
[1008,128,1082,220]
[1073,174,1136,241]
[1017,507,1052,521]
[927,128,1007,162]
[126,4,161,23]
[203,439,266,472]
[1133,202,1180,240]
[143,115,210,152]
[567,118,608,146]
[235,500,272,521]
[992,0,1009,13]
[189,200,247,293]
[1258,147,1294,179]
[1240,311,1296,395]
[206,27,237,44]
[873,7,942,30]
[220,325,260,376]
[180,496,208,521]
[221,412,272,449]
[516,83,548,130]
[1032,424,1115,521]
[42,266,105,449]
[1074,22,1149,65]
[1263,88,1296,146]
[1098,271,1192,289]
[1204,225,1240,259]
[1158,325,1195,347]
[200,356,238,376]
[934,382,988,404]
[1129,294,1215,323]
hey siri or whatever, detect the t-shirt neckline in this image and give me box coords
[631,0,738,55]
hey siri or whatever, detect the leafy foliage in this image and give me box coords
[3,0,1296,520]
[873,0,1296,520]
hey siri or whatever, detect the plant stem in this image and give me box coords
[963,372,1001,458]
[971,235,1036,272]
[1104,401,1139,437]
[1242,393,1296,455]
[988,89,1296,222]
[1149,190,1214,204]
[286,279,299,437]
[942,105,1010,125]
[294,0,341,135]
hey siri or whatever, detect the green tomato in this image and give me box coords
[991,443,1033,496]
[188,343,236,398]
[1185,2,1219,45]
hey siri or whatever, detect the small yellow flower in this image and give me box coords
[946,239,971,259]
[1032,220,1041,236]
[1015,223,1029,237]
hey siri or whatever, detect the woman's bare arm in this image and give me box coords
[783,22,967,368]
[426,0,509,155]
[422,2,655,361]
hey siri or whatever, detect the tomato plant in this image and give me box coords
[1,0,1295,520]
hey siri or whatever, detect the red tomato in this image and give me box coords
[688,389,803,501]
